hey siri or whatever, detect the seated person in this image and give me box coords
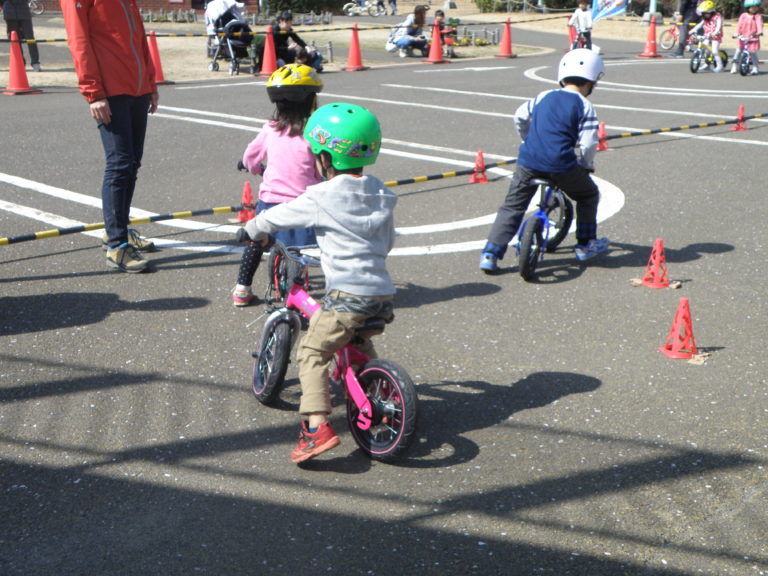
[385,4,429,58]
[273,10,323,73]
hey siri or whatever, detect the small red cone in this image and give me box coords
[341,24,369,71]
[731,104,747,131]
[597,121,608,151]
[3,31,42,96]
[566,19,576,52]
[423,23,449,64]
[238,181,255,223]
[495,18,516,59]
[637,16,662,58]
[659,297,698,359]
[258,26,278,77]
[642,238,670,289]
[147,30,174,85]
[469,150,488,184]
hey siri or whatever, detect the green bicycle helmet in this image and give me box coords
[303,103,381,170]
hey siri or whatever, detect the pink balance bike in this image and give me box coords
[245,236,418,462]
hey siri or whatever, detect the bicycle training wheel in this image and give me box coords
[252,321,292,405]
[518,217,544,281]
[347,359,418,462]
[544,191,574,252]
[659,29,676,51]
[690,53,701,73]
[739,53,750,76]
[368,3,386,16]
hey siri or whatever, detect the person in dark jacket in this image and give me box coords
[673,0,702,56]
[2,0,41,71]
[273,10,323,72]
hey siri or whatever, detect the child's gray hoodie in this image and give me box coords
[244,174,397,297]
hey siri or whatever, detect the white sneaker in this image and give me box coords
[731,64,738,74]
[398,49,407,58]
[574,237,610,261]
[750,67,759,75]
[713,65,723,72]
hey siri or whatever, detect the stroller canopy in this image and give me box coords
[205,0,246,34]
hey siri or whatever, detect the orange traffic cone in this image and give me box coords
[637,16,662,58]
[147,30,174,85]
[641,238,670,289]
[495,18,516,59]
[423,23,449,64]
[3,31,42,96]
[659,297,698,359]
[341,24,369,71]
[238,181,255,223]
[597,121,608,151]
[469,150,488,184]
[258,26,277,77]
[566,19,576,52]
[731,104,747,131]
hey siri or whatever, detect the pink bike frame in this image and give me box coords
[284,283,375,430]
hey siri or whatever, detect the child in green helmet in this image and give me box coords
[243,103,397,464]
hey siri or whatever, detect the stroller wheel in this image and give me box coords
[229,61,239,75]
[208,61,219,72]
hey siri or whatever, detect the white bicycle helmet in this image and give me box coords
[557,48,605,85]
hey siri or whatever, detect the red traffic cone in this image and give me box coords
[469,150,488,184]
[2,31,42,96]
[424,23,449,64]
[148,30,174,85]
[495,18,516,59]
[637,16,662,58]
[341,24,369,72]
[731,104,747,131]
[597,121,608,151]
[659,298,698,359]
[238,181,255,223]
[258,26,277,77]
[566,20,576,52]
[642,238,670,289]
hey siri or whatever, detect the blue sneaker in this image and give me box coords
[574,237,610,261]
[479,252,500,274]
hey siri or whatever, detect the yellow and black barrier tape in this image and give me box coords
[603,112,767,141]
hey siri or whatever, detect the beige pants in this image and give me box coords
[297,290,393,416]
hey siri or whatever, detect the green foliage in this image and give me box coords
[264,1,340,14]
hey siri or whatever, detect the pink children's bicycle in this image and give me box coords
[246,238,418,462]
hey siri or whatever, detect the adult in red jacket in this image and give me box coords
[62,0,159,273]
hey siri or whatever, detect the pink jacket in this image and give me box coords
[736,11,763,51]
[241,123,322,204]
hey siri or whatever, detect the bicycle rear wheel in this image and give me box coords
[252,321,292,405]
[518,217,544,281]
[29,0,44,15]
[347,359,418,462]
[659,29,676,51]
[544,191,574,252]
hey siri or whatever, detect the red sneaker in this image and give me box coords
[291,421,340,463]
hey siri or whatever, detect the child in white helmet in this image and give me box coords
[690,0,724,72]
[480,49,608,273]
[732,0,763,74]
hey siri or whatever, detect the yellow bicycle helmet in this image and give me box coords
[266,63,323,103]
[697,0,716,14]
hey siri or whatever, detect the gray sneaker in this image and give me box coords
[574,237,610,261]
[106,242,148,273]
[102,229,156,252]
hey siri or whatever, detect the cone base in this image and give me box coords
[642,280,670,289]
[659,346,695,359]
[422,59,449,64]
[341,65,370,71]
[636,53,663,59]
[3,87,43,96]
[495,54,517,59]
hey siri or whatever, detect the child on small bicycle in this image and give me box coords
[480,49,608,273]
[243,103,398,464]
[568,0,593,50]
[731,0,763,74]
[690,0,724,72]
[232,64,323,307]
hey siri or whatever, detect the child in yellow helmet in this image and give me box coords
[690,0,724,72]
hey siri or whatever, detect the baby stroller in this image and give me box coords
[205,0,256,75]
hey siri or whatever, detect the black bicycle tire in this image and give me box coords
[368,3,385,16]
[347,359,418,462]
[690,53,701,73]
[252,321,292,405]
[545,192,574,252]
[29,0,44,15]
[739,52,750,76]
[659,30,676,51]
[518,217,544,281]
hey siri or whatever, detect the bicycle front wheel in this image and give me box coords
[518,217,544,281]
[544,191,574,252]
[659,29,676,50]
[739,52,750,76]
[690,53,701,73]
[29,0,44,15]
[252,321,292,405]
[368,3,386,16]
[347,359,418,462]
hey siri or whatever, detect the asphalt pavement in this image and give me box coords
[1,15,767,576]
